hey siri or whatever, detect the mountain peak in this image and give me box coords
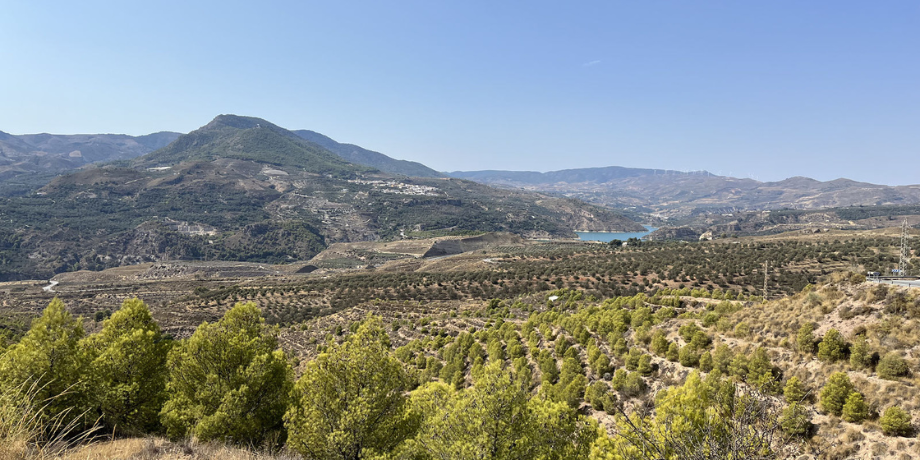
[203,114,278,131]
[134,115,367,175]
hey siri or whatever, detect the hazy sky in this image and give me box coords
[1,1,917,185]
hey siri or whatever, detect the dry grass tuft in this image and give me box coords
[0,380,99,460]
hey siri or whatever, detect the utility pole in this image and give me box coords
[763,260,769,301]
[900,220,911,277]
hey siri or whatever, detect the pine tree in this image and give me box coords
[783,376,807,404]
[877,352,909,380]
[0,298,88,426]
[160,302,292,445]
[666,342,680,362]
[817,329,847,363]
[849,334,872,370]
[286,316,414,459]
[779,402,811,436]
[698,351,713,372]
[409,361,596,460]
[819,372,855,416]
[82,298,171,435]
[841,392,868,423]
[880,406,912,437]
[796,323,816,354]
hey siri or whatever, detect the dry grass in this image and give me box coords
[58,438,297,460]
[0,381,99,460]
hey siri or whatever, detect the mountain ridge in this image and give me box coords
[0,115,642,280]
[448,167,920,218]
[293,130,443,178]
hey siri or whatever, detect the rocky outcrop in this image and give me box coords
[645,227,702,242]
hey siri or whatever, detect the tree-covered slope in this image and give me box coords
[135,115,369,176]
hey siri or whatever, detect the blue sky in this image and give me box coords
[1,1,917,185]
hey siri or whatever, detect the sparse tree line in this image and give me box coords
[1,286,915,459]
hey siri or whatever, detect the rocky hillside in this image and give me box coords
[0,115,641,281]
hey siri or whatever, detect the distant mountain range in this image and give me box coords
[0,121,441,196]
[0,130,181,194]
[448,167,920,218]
[0,115,640,280]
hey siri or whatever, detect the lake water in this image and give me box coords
[576,226,657,243]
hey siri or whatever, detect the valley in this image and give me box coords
[1,115,918,460]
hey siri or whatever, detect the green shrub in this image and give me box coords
[841,392,868,423]
[877,352,909,380]
[783,376,806,404]
[82,299,171,435]
[679,345,700,367]
[650,330,669,356]
[819,372,855,416]
[779,402,811,437]
[0,298,89,428]
[666,343,680,362]
[796,323,816,354]
[880,406,912,437]
[817,329,847,363]
[160,302,293,445]
[699,351,713,372]
[637,354,654,375]
[848,334,872,370]
[286,316,414,458]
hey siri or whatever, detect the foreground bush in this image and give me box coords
[285,317,415,459]
[409,361,595,460]
[82,299,171,435]
[0,298,89,427]
[590,372,799,460]
[160,302,292,446]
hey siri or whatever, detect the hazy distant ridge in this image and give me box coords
[449,167,920,217]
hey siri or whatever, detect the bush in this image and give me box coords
[819,372,855,416]
[160,302,292,445]
[841,392,868,423]
[796,323,816,354]
[82,298,171,435]
[0,298,89,428]
[586,381,614,413]
[679,345,700,367]
[286,316,414,458]
[817,329,847,363]
[779,402,811,437]
[877,352,909,380]
[848,334,872,370]
[622,372,647,397]
[699,352,713,372]
[783,376,806,404]
[666,343,680,362]
[880,406,912,437]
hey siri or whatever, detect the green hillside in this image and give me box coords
[135,115,368,176]
[0,115,641,280]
